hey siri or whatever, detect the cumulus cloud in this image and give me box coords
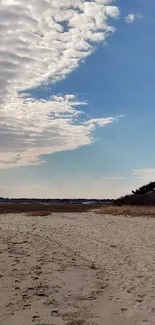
[125,13,142,24]
[0,0,120,168]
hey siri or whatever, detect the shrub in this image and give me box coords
[115,181,155,206]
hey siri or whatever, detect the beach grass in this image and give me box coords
[98,205,155,217]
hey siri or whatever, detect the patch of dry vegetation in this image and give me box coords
[0,203,99,215]
[98,205,155,217]
[26,211,52,217]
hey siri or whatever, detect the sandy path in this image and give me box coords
[0,212,155,324]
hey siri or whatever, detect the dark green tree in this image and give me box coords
[132,181,155,195]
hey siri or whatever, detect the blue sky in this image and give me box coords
[0,0,155,198]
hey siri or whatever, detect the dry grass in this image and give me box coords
[26,211,52,217]
[0,203,99,215]
[2,202,155,217]
[98,205,155,217]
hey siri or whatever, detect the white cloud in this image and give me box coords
[133,169,155,182]
[0,94,118,168]
[0,0,120,168]
[102,176,125,180]
[125,13,142,24]
[125,13,135,24]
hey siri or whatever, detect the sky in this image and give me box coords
[0,0,155,199]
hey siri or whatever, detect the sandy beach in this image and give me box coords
[1,212,155,324]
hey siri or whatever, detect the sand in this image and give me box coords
[0,212,155,324]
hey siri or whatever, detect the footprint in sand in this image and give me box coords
[23,303,31,309]
[15,286,20,290]
[32,315,40,322]
[90,263,98,270]
[121,307,128,314]
[51,309,60,316]
[66,320,85,325]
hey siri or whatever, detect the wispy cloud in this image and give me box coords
[125,13,142,24]
[0,0,120,168]
[133,169,155,182]
[0,94,118,169]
